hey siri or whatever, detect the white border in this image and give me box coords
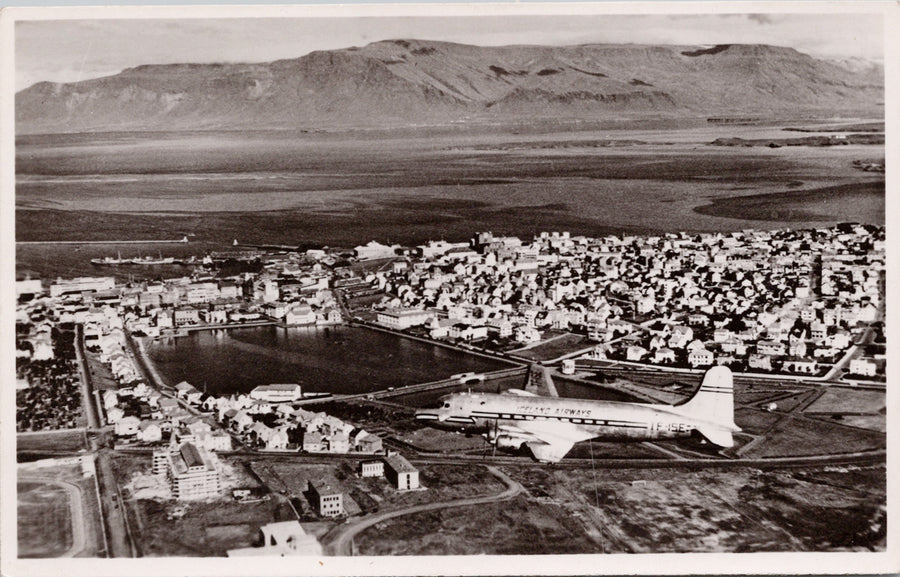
[1,2,897,576]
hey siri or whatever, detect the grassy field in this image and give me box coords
[510,334,590,362]
[512,465,884,553]
[250,459,507,517]
[354,464,886,554]
[742,416,885,459]
[17,481,73,558]
[17,429,87,454]
[354,494,598,555]
[133,497,294,556]
[827,415,886,432]
[733,408,783,436]
[803,389,885,414]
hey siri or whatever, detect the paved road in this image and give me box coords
[324,466,522,556]
[20,476,87,557]
[73,325,100,430]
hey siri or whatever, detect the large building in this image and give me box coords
[153,442,221,500]
[383,453,420,490]
[308,482,343,517]
[376,308,432,330]
[250,384,303,403]
[49,276,115,298]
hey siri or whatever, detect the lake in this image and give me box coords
[144,324,513,396]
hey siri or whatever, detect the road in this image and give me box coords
[73,324,100,431]
[94,450,136,557]
[323,466,522,556]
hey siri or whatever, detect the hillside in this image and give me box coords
[16,40,884,133]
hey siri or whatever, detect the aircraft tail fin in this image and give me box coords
[678,366,738,445]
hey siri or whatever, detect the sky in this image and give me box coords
[15,12,884,91]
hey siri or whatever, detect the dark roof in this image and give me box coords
[179,443,204,469]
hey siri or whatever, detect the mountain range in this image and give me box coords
[15,40,884,133]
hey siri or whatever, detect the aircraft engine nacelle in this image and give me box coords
[495,434,527,450]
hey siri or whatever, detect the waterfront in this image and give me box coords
[15,124,884,280]
[144,324,512,396]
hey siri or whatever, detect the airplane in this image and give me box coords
[414,365,741,463]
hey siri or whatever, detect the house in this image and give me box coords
[115,415,141,437]
[266,428,290,451]
[328,431,351,453]
[688,348,714,368]
[748,354,773,372]
[302,431,325,453]
[353,430,384,453]
[653,348,676,364]
[626,345,648,362]
[785,357,818,375]
[230,410,254,432]
[194,430,232,452]
[849,358,877,377]
[383,453,420,491]
[757,340,785,357]
[285,304,317,326]
[137,420,163,443]
[173,307,201,327]
[174,381,201,402]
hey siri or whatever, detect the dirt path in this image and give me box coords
[323,465,522,556]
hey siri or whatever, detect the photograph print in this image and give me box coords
[4,2,894,575]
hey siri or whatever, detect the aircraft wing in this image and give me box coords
[499,420,595,463]
[504,389,539,397]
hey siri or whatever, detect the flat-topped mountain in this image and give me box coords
[16,40,884,133]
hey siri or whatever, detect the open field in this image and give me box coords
[17,481,73,558]
[354,494,598,555]
[741,416,885,459]
[131,495,294,557]
[16,429,87,456]
[803,388,885,414]
[733,407,784,436]
[249,459,507,518]
[353,464,885,554]
[510,334,590,362]
[17,458,105,558]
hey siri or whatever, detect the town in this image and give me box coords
[15,223,886,558]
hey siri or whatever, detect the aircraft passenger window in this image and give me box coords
[443,402,450,408]
[480,401,486,405]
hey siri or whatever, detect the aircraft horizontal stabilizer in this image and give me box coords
[696,425,734,448]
